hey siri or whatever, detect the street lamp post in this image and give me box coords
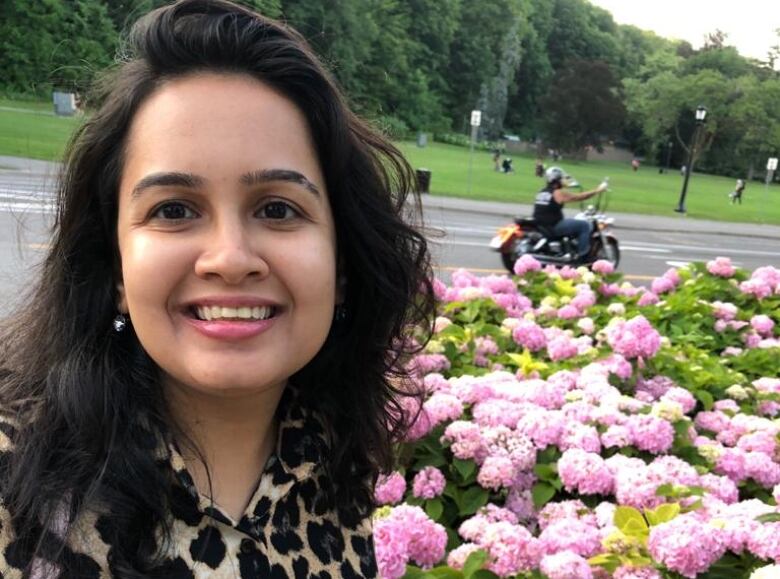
[675,105,707,214]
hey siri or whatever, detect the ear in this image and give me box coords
[116,279,128,314]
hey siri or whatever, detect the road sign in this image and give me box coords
[470,110,481,127]
[768,157,778,171]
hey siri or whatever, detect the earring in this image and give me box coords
[334,304,347,323]
[113,313,128,333]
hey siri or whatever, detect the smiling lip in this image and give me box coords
[181,296,281,341]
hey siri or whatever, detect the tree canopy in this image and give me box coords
[1,0,778,177]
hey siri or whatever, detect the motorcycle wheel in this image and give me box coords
[500,238,524,273]
[501,250,519,273]
[594,239,620,268]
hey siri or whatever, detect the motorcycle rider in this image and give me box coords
[533,166,607,264]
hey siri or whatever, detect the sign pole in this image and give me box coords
[467,110,481,196]
[767,157,778,197]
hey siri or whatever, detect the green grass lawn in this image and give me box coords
[0,98,83,161]
[399,141,780,225]
[1,99,777,225]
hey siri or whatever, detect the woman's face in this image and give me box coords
[116,72,338,399]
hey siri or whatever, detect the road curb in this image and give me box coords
[420,196,780,241]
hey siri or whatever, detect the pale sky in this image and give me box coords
[588,0,779,63]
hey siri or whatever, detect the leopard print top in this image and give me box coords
[0,389,378,578]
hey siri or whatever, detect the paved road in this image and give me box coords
[2,154,780,315]
[422,206,780,282]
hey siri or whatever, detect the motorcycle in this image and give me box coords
[489,179,620,273]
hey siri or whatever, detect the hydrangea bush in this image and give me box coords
[374,257,780,579]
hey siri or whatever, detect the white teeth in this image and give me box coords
[195,305,274,321]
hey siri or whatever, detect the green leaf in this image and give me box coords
[533,463,558,481]
[614,506,647,533]
[425,498,444,521]
[402,566,428,579]
[531,482,556,509]
[459,487,490,517]
[694,389,714,410]
[756,513,780,523]
[438,324,467,341]
[470,571,500,579]
[655,483,675,497]
[419,566,465,579]
[453,458,477,483]
[623,518,650,539]
[587,553,621,573]
[462,550,488,578]
[645,503,680,526]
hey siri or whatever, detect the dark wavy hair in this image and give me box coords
[0,0,434,575]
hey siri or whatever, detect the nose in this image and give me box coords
[194,218,269,284]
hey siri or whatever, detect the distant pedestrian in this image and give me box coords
[535,158,544,178]
[681,165,687,176]
[492,148,501,171]
[501,157,514,173]
[730,178,746,204]
[631,158,640,172]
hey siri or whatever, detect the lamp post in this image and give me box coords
[675,105,707,213]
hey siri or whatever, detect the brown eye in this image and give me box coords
[260,201,297,220]
[152,202,196,220]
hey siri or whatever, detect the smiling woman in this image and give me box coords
[0,1,434,577]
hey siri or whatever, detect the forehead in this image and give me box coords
[121,72,322,185]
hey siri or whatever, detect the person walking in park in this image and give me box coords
[730,178,746,204]
[0,0,434,576]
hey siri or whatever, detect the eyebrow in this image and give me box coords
[239,169,321,196]
[131,169,321,199]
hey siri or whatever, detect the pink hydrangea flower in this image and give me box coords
[650,276,675,295]
[512,320,547,351]
[712,301,738,321]
[557,304,581,319]
[591,260,615,275]
[537,499,597,530]
[477,456,517,490]
[375,471,406,505]
[442,420,484,460]
[374,505,448,577]
[613,566,662,579]
[746,522,780,566]
[626,414,674,454]
[637,291,660,306]
[538,519,601,558]
[707,256,736,277]
[751,314,775,336]
[599,283,621,297]
[446,543,481,571]
[412,466,446,500]
[547,335,579,361]
[423,393,464,427]
[557,449,614,495]
[514,254,542,276]
[660,387,697,414]
[605,315,662,359]
[648,515,727,578]
[408,353,451,376]
[480,521,541,576]
[540,551,593,579]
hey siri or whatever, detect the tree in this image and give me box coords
[0,0,117,95]
[538,59,625,152]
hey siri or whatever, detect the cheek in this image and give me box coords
[121,236,192,312]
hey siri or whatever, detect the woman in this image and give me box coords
[0,1,434,577]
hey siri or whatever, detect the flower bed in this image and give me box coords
[374,257,780,579]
